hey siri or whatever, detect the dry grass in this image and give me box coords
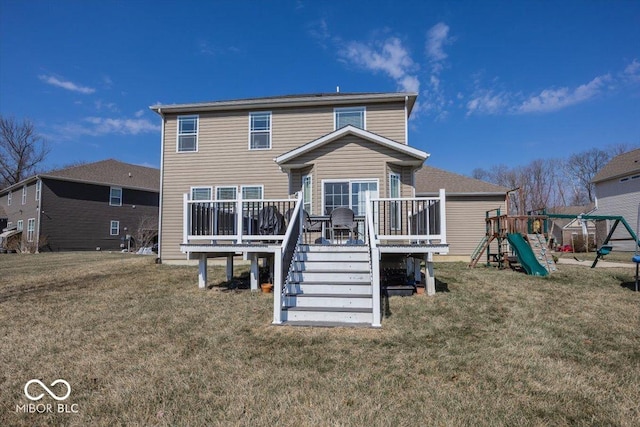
[1,252,639,426]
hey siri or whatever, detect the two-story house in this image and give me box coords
[0,159,159,252]
[152,92,448,327]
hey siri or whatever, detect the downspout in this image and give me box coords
[157,108,165,262]
[404,95,408,145]
[35,177,41,253]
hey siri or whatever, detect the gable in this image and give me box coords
[276,125,427,169]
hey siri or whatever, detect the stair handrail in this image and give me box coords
[273,192,303,324]
[366,191,382,327]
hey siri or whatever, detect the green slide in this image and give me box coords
[506,233,548,277]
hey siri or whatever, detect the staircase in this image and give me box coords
[281,244,375,327]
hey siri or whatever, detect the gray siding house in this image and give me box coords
[592,148,640,251]
[0,159,159,252]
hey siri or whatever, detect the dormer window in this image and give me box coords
[335,107,365,130]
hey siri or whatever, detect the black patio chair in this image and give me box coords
[329,207,357,243]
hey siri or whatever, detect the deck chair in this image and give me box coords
[329,207,357,243]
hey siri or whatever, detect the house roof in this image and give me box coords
[274,125,428,168]
[548,204,596,228]
[150,92,418,117]
[0,159,160,195]
[592,148,640,183]
[414,165,510,195]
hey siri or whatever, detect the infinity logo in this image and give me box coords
[24,379,71,401]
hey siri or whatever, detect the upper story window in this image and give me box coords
[335,107,365,130]
[249,112,271,150]
[22,186,27,205]
[7,191,11,206]
[35,180,41,201]
[191,187,212,200]
[177,115,198,152]
[110,187,122,206]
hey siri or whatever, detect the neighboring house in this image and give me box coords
[0,159,159,252]
[414,165,508,261]
[592,148,640,251]
[547,204,596,250]
[0,206,6,231]
[152,92,449,327]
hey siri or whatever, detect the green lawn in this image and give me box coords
[1,252,639,426]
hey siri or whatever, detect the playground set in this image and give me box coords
[469,207,640,285]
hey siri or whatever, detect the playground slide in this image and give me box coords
[506,233,549,277]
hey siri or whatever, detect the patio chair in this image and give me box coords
[285,208,323,243]
[329,207,357,243]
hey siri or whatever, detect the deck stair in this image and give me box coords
[526,233,557,273]
[282,244,374,326]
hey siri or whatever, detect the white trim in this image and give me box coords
[302,174,312,214]
[109,187,123,206]
[389,172,401,231]
[35,180,41,201]
[334,106,366,130]
[275,125,428,166]
[22,185,27,205]
[27,218,35,242]
[248,111,272,150]
[7,191,11,206]
[110,220,120,236]
[16,220,23,231]
[157,110,165,260]
[176,114,199,153]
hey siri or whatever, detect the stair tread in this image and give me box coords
[285,293,372,298]
[283,306,372,313]
[277,321,376,328]
[287,281,372,286]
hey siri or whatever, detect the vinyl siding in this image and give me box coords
[160,100,410,260]
[594,178,640,251]
[1,181,40,249]
[444,195,507,257]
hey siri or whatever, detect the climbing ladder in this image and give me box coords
[526,233,557,273]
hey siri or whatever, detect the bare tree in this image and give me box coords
[133,216,158,251]
[565,148,610,203]
[0,116,49,188]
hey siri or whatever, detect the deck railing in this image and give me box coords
[369,189,447,245]
[183,194,297,244]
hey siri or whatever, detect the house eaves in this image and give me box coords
[274,125,429,169]
[150,92,418,117]
[592,148,640,183]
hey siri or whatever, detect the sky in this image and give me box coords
[1,0,639,177]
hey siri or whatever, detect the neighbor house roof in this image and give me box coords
[275,125,428,169]
[0,159,160,195]
[548,204,597,229]
[592,148,640,183]
[414,165,510,196]
[150,92,418,117]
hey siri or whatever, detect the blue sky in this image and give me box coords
[1,0,639,176]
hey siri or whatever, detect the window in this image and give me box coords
[335,107,365,130]
[110,187,122,206]
[177,115,198,152]
[191,187,212,200]
[110,220,120,236]
[7,191,11,206]
[249,112,271,150]
[27,218,35,242]
[35,180,41,201]
[216,186,237,200]
[389,173,401,230]
[22,186,27,205]
[323,180,378,215]
[241,186,263,200]
[17,220,23,231]
[302,175,312,213]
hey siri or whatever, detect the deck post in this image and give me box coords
[236,193,243,243]
[183,193,189,244]
[198,253,207,289]
[425,252,435,296]
[250,253,259,291]
[371,247,381,327]
[226,254,234,281]
[439,188,447,244]
[273,248,283,324]
[413,256,421,283]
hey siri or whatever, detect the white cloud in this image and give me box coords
[54,116,159,139]
[134,109,145,118]
[466,89,511,116]
[38,75,95,94]
[339,37,419,93]
[426,22,451,63]
[623,59,640,82]
[516,74,611,113]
